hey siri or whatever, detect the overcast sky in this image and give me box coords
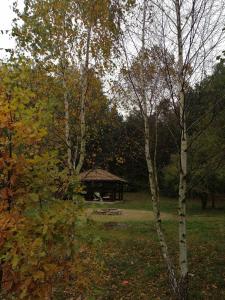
[0,0,24,57]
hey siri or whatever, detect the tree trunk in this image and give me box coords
[63,78,73,173]
[198,191,208,210]
[141,0,179,297]
[143,115,179,296]
[75,27,91,174]
[178,98,188,299]
[175,0,188,298]
[211,192,216,209]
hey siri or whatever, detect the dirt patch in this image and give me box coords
[94,208,122,215]
[85,208,174,222]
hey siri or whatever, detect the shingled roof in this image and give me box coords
[79,168,127,182]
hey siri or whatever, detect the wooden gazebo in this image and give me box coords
[79,168,127,201]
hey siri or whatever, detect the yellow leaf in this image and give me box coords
[43,224,48,235]
[33,270,45,281]
[12,254,20,269]
[43,263,58,274]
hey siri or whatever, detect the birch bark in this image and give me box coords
[140,0,179,296]
[121,0,225,298]
[175,0,188,297]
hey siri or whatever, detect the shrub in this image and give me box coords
[0,200,103,299]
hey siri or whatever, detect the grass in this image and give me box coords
[52,193,225,299]
[85,191,225,217]
[81,219,224,299]
[80,192,225,299]
[85,208,173,222]
[92,221,224,299]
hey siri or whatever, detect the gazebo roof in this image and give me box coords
[79,168,127,183]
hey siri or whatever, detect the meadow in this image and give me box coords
[77,193,225,299]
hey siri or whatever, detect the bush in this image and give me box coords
[0,200,103,299]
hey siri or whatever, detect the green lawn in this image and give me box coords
[52,193,225,299]
[79,193,225,299]
[87,222,224,299]
[85,191,225,215]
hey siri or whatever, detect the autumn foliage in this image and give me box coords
[0,61,103,299]
[0,201,104,299]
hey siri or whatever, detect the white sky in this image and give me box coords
[0,0,24,58]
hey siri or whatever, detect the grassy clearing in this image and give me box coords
[81,193,225,299]
[89,220,225,299]
[85,192,225,216]
[85,208,173,222]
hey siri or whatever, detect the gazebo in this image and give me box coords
[79,168,127,201]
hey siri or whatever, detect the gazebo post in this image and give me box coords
[121,184,124,201]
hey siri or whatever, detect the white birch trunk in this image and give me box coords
[61,18,72,173]
[143,114,179,295]
[175,0,188,297]
[141,0,179,296]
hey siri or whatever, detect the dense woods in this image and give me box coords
[0,0,225,299]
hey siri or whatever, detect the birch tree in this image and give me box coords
[151,1,225,297]
[13,0,132,174]
[118,0,180,296]
[117,0,225,298]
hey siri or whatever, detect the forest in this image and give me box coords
[0,0,225,299]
